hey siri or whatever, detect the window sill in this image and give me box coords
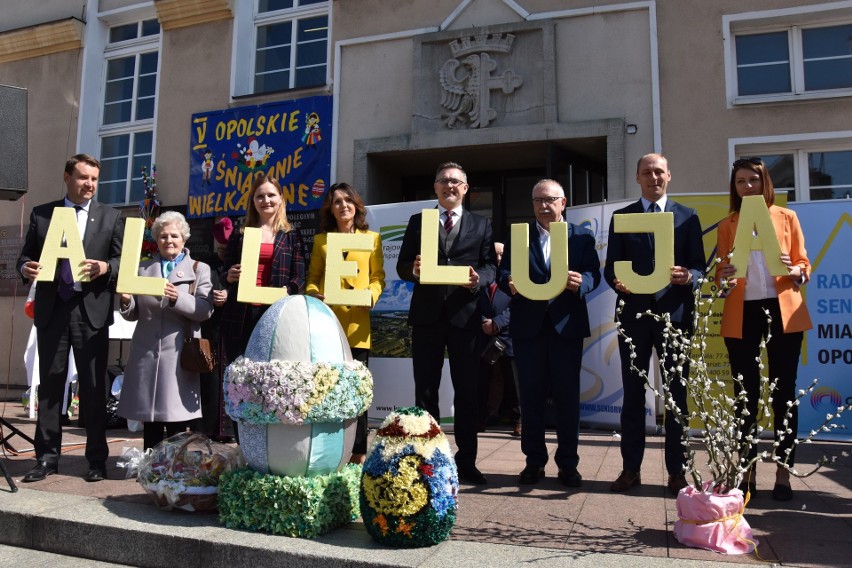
[731,88,852,107]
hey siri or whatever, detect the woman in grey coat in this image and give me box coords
[118,211,214,449]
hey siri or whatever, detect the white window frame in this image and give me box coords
[78,1,161,205]
[723,1,852,107]
[232,0,332,98]
[729,131,852,202]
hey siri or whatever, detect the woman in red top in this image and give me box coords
[221,174,306,367]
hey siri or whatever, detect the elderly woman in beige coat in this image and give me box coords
[118,211,213,449]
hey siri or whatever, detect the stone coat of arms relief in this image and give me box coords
[439,33,523,129]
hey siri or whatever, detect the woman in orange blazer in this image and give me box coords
[715,157,812,501]
[307,183,385,463]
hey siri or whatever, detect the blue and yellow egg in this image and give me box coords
[360,407,458,547]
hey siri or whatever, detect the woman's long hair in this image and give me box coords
[244,173,291,233]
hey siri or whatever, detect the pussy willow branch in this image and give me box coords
[614,253,850,493]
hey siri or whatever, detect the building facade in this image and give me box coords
[1,0,851,383]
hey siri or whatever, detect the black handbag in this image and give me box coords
[179,261,216,374]
[481,336,507,365]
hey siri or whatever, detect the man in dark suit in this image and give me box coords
[604,153,704,495]
[18,154,124,483]
[397,162,496,484]
[497,179,600,487]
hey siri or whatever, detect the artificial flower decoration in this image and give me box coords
[360,407,458,548]
[139,164,160,260]
[218,295,372,537]
[224,359,372,425]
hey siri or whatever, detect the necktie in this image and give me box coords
[58,206,82,301]
[443,210,455,233]
[647,203,659,249]
[164,260,175,278]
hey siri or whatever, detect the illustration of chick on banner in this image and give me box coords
[187,95,332,219]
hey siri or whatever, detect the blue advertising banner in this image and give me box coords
[791,200,852,441]
[187,96,332,219]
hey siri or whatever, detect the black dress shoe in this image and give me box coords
[558,468,583,488]
[83,466,107,483]
[457,465,487,485]
[23,462,58,482]
[518,464,545,485]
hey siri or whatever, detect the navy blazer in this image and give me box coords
[397,208,496,330]
[497,221,600,340]
[17,199,124,330]
[603,198,705,324]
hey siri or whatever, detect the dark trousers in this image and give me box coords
[351,347,370,455]
[35,295,109,467]
[725,298,802,466]
[617,315,689,476]
[514,326,582,470]
[478,353,520,425]
[412,320,480,468]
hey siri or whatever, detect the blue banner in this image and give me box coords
[187,96,332,219]
[791,200,852,441]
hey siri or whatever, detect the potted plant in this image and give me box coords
[615,255,850,555]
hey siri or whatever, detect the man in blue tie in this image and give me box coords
[497,179,600,487]
[604,153,705,495]
[18,154,124,483]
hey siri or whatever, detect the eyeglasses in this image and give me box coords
[435,177,466,187]
[532,196,563,205]
[732,157,763,168]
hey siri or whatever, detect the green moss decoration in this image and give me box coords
[218,464,361,538]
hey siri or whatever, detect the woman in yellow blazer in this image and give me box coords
[715,157,812,502]
[307,183,385,462]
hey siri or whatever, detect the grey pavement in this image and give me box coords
[0,406,849,567]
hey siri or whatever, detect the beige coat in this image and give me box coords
[117,253,213,422]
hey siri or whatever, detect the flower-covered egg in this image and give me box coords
[360,407,458,547]
[224,295,373,476]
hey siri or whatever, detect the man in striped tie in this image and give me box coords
[397,162,497,485]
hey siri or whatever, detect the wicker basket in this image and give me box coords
[144,483,219,513]
[140,433,226,513]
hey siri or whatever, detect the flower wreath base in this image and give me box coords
[218,465,361,538]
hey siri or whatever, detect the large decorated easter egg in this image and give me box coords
[360,407,458,547]
[224,295,373,476]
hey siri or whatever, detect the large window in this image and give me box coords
[735,24,852,98]
[235,0,329,96]
[725,4,852,105]
[734,144,852,202]
[97,18,160,205]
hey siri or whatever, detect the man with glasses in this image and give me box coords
[498,179,600,487]
[603,153,705,495]
[397,162,497,484]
